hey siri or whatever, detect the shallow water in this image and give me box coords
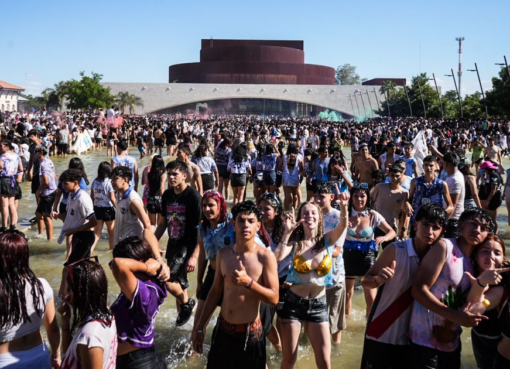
[24,147,509,368]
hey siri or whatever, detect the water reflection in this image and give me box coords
[25,148,508,369]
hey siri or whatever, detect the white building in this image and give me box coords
[0,81,25,113]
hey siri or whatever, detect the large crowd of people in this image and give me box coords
[0,107,509,369]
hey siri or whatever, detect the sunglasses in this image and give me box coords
[67,255,98,286]
[352,182,369,189]
[260,192,281,206]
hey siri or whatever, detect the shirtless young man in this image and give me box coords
[153,125,164,156]
[355,143,379,187]
[176,144,203,195]
[193,200,279,369]
[483,136,502,165]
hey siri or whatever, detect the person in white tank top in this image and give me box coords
[360,203,448,369]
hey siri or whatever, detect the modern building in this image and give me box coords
[102,39,390,118]
[0,81,25,112]
[362,78,406,87]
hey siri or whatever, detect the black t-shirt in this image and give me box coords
[136,136,144,147]
[161,185,202,254]
[481,171,502,199]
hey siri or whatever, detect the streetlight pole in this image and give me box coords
[445,68,463,118]
[365,90,374,118]
[431,73,444,119]
[467,63,488,120]
[404,85,413,117]
[495,55,510,80]
[417,79,427,118]
[356,90,367,118]
[456,37,465,97]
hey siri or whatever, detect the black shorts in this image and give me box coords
[116,346,166,369]
[488,194,503,211]
[217,165,229,180]
[59,202,67,215]
[95,138,102,144]
[306,179,314,192]
[201,173,215,192]
[166,245,190,290]
[409,341,461,369]
[146,196,162,214]
[94,206,116,221]
[36,191,56,216]
[471,330,499,369]
[64,231,96,266]
[343,248,377,277]
[260,302,275,336]
[494,350,510,369]
[0,177,16,196]
[276,275,290,317]
[207,315,266,369]
[167,138,177,146]
[58,143,68,154]
[154,138,163,147]
[197,264,223,305]
[231,173,247,187]
[360,338,411,369]
[31,175,40,195]
[279,290,328,323]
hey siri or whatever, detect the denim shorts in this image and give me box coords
[279,290,328,323]
[263,171,276,186]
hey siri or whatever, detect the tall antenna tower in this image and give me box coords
[456,37,465,97]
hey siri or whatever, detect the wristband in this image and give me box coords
[247,277,254,289]
[476,278,486,288]
[144,262,149,273]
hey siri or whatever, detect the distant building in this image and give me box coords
[0,81,25,112]
[362,78,406,87]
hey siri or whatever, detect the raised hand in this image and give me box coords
[282,211,304,235]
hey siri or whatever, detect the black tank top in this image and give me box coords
[464,176,473,201]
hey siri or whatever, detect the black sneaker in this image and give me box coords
[176,297,196,327]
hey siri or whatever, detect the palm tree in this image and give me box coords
[380,80,397,117]
[115,92,143,114]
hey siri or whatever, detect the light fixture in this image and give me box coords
[237,88,242,92]
[307,89,313,93]
[213,87,218,92]
[330,89,336,93]
[260,88,265,92]
[283,89,288,93]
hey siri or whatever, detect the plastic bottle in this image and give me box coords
[468,299,490,314]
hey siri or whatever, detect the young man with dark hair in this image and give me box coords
[155,160,202,326]
[360,203,448,369]
[401,141,419,178]
[176,144,203,195]
[371,164,409,246]
[34,144,57,240]
[442,151,465,238]
[111,166,151,246]
[409,208,495,369]
[58,168,97,263]
[354,142,379,187]
[193,200,279,369]
[404,155,454,238]
[313,181,347,344]
[111,140,139,191]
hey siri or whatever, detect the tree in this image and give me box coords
[115,92,144,114]
[66,72,114,110]
[486,66,510,118]
[379,80,396,116]
[19,94,46,111]
[335,64,362,85]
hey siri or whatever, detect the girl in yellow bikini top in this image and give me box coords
[286,237,333,287]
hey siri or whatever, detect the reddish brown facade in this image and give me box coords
[169,39,335,85]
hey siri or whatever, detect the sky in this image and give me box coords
[2,0,509,98]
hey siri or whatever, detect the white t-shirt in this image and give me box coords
[91,179,114,208]
[62,189,95,233]
[61,318,118,369]
[445,170,465,220]
[0,278,53,341]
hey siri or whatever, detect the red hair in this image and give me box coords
[201,190,227,229]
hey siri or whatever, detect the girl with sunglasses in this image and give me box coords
[344,184,396,318]
[0,231,61,368]
[59,257,117,368]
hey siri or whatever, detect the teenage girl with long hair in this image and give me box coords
[91,161,116,250]
[146,155,167,226]
[0,231,61,368]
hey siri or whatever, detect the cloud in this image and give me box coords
[29,81,41,86]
